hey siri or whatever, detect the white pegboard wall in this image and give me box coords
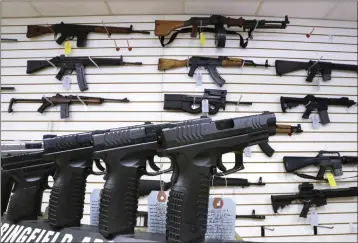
[1,15,357,242]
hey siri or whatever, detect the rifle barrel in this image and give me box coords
[103,98,130,103]
[226,101,253,105]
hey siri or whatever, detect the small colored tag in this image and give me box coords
[326,172,336,187]
[202,99,209,113]
[309,209,319,226]
[244,147,251,157]
[90,189,101,225]
[195,71,202,86]
[64,41,72,55]
[63,76,71,90]
[200,32,206,45]
[311,114,320,129]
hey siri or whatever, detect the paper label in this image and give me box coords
[316,77,321,91]
[202,99,209,113]
[148,191,167,234]
[205,198,236,241]
[309,209,319,226]
[195,71,202,86]
[311,114,320,129]
[326,172,337,187]
[200,32,206,45]
[244,147,251,157]
[350,223,357,233]
[63,76,71,90]
[64,41,72,55]
[90,189,101,225]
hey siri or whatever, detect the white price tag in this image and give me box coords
[148,191,167,234]
[195,71,202,86]
[205,198,236,241]
[202,99,209,113]
[90,189,101,225]
[316,77,320,91]
[63,76,71,90]
[309,209,319,226]
[244,147,251,157]
[311,114,320,129]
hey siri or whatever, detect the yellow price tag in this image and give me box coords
[199,32,206,45]
[326,172,336,187]
[64,41,72,55]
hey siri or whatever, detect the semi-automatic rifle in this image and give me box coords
[27,22,150,47]
[281,95,356,124]
[27,55,142,91]
[284,151,358,180]
[158,56,271,86]
[8,93,129,119]
[276,59,358,82]
[155,15,289,48]
[271,182,358,218]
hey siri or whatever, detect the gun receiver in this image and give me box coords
[157,112,276,243]
[164,89,252,115]
[27,22,149,47]
[271,182,358,218]
[159,57,271,87]
[92,117,211,238]
[155,15,289,48]
[284,151,358,180]
[27,55,142,91]
[276,59,358,82]
[8,93,129,119]
[281,95,356,124]
[259,124,303,157]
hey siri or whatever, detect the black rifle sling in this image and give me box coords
[293,172,325,181]
[159,26,253,48]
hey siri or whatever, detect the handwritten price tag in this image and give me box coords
[64,41,72,55]
[89,189,101,225]
[148,191,168,234]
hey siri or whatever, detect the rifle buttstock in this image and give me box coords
[158,58,187,71]
[155,20,185,36]
[27,25,54,38]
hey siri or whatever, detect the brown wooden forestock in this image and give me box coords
[222,58,244,67]
[27,25,54,38]
[227,17,245,27]
[155,20,185,36]
[158,58,188,71]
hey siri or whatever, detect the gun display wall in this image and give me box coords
[1,12,357,243]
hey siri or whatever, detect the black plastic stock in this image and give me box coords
[283,156,317,172]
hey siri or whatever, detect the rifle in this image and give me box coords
[281,95,356,124]
[164,89,252,114]
[27,22,150,47]
[259,124,303,157]
[275,60,358,82]
[27,55,142,91]
[92,117,212,238]
[1,87,15,91]
[157,112,276,243]
[158,56,271,87]
[8,93,129,119]
[284,151,358,180]
[155,15,289,48]
[271,182,358,218]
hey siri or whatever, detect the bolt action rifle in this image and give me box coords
[8,93,129,119]
[158,56,271,87]
[155,15,289,48]
[27,22,150,47]
[27,55,142,91]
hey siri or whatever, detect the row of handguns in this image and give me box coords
[1,113,358,243]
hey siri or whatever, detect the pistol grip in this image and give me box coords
[48,161,89,229]
[167,162,212,242]
[56,67,67,81]
[188,65,197,77]
[299,203,311,218]
[99,163,141,238]
[56,34,68,45]
[7,183,43,223]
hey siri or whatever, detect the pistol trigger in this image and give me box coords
[217,156,227,172]
[148,156,161,172]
